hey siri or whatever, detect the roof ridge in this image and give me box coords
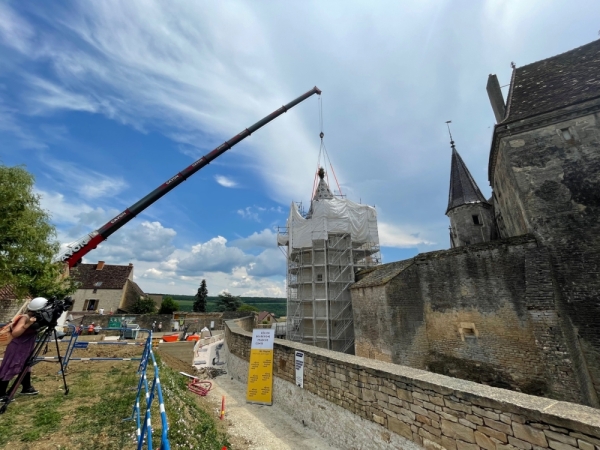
[516,39,600,71]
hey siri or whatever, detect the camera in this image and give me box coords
[32,296,74,329]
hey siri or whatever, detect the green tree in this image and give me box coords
[0,164,76,298]
[159,296,179,314]
[216,292,242,312]
[193,279,208,312]
[238,304,259,313]
[131,296,156,314]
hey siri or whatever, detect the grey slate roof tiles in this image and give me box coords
[503,39,600,123]
[446,147,489,214]
[351,259,414,289]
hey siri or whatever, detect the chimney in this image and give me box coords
[486,74,506,123]
[96,261,105,271]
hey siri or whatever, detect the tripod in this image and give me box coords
[0,326,69,414]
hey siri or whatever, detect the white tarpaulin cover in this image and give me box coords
[279,197,379,249]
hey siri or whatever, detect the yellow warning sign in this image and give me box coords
[246,329,275,405]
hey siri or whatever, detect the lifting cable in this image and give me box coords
[312,95,343,198]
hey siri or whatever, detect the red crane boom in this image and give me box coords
[59,86,322,267]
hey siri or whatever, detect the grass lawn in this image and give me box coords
[0,343,229,449]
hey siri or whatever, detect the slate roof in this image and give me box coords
[503,39,600,123]
[71,263,133,289]
[446,147,489,214]
[351,259,414,289]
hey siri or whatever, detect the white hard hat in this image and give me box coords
[28,297,48,311]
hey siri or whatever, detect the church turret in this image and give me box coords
[445,133,494,248]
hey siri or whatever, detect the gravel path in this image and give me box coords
[197,343,338,450]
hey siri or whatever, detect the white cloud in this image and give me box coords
[176,236,253,275]
[25,77,100,115]
[90,221,177,263]
[42,157,128,199]
[247,248,286,277]
[215,175,237,188]
[231,228,277,250]
[236,207,260,222]
[0,2,34,53]
[378,222,434,248]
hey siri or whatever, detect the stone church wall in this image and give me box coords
[226,317,600,450]
[352,235,583,403]
[353,263,428,367]
[492,102,600,406]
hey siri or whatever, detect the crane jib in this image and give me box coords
[64,86,321,265]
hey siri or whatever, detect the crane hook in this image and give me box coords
[319,132,324,139]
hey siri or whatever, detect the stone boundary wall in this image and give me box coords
[0,299,25,323]
[226,318,600,450]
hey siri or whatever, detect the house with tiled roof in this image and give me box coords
[257,311,276,324]
[70,261,146,313]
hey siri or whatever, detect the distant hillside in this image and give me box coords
[158,295,287,317]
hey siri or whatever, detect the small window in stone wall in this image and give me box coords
[472,215,481,225]
[558,127,578,144]
[459,322,479,341]
[316,273,323,282]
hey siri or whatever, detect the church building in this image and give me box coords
[351,39,600,407]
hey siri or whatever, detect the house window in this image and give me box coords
[316,274,323,282]
[472,215,481,225]
[93,288,98,294]
[94,282,103,287]
[84,299,98,311]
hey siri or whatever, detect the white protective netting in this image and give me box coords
[279,197,379,249]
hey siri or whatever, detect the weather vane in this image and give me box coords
[445,120,456,150]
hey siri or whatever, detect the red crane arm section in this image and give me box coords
[60,86,321,267]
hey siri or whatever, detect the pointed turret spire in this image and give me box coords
[313,167,334,201]
[445,124,489,214]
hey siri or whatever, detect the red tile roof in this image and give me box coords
[70,263,133,290]
[257,311,275,322]
[0,285,31,300]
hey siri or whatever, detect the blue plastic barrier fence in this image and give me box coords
[124,331,170,450]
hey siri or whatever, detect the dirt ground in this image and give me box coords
[158,343,338,450]
[1,338,336,449]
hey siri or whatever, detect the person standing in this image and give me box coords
[87,323,95,335]
[0,298,47,400]
[119,317,127,340]
[152,321,156,332]
[158,322,162,332]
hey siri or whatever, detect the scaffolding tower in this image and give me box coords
[277,173,380,354]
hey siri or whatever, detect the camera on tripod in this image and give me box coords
[31,296,74,330]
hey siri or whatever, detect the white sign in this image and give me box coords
[210,321,215,329]
[251,329,275,350]
[295,351,304,388]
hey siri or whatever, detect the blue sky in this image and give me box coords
[1,1,599,297]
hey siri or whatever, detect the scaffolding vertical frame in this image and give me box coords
[278,225,380,354]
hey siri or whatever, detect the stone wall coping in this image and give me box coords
[414,234,538,263]
[225,317,600,438]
